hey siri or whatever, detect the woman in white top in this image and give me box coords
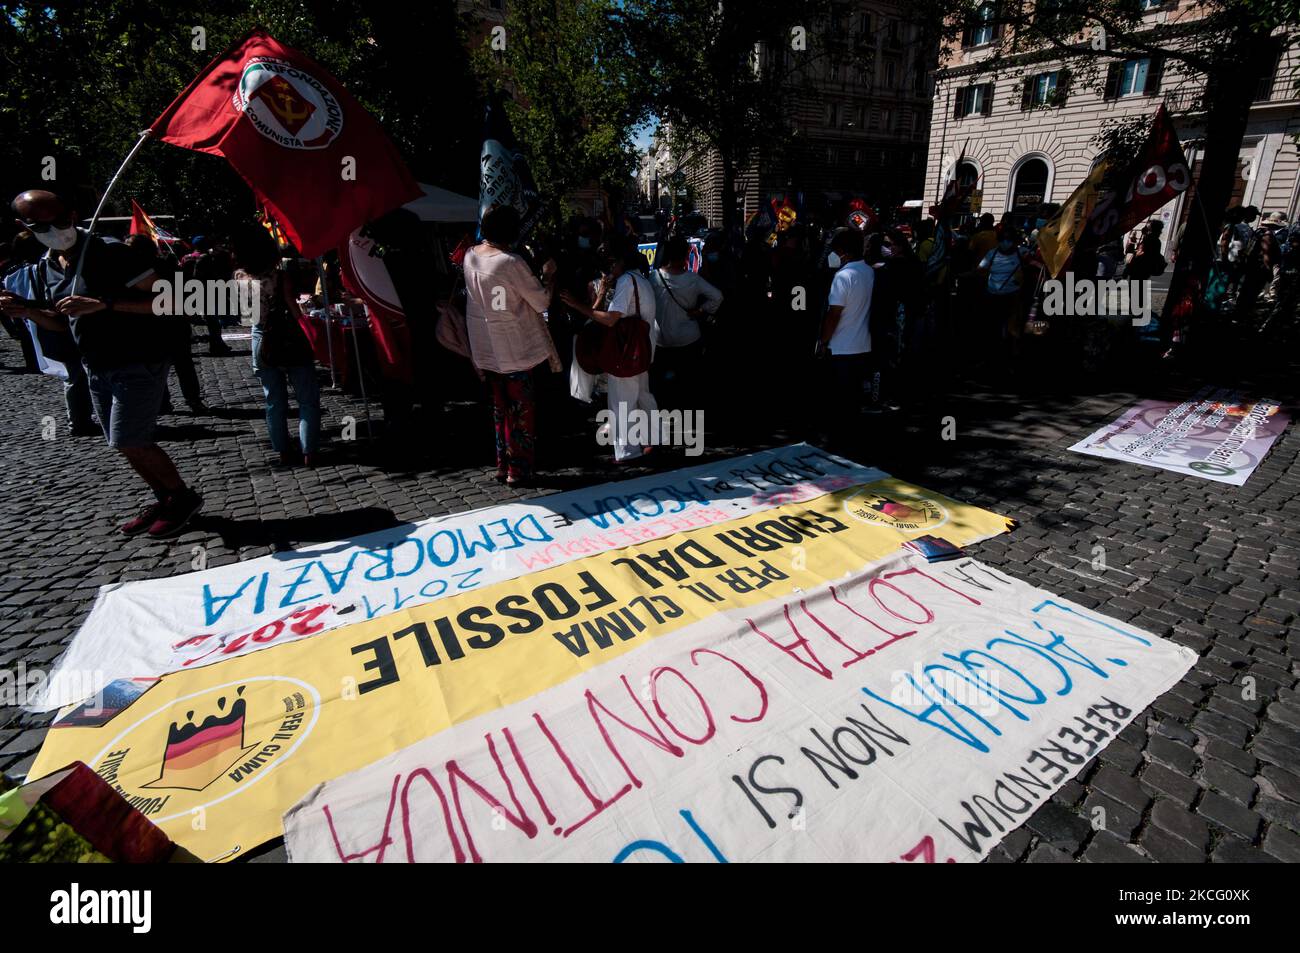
[560,235,658,463]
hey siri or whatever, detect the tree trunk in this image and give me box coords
[1163,29,1274,344]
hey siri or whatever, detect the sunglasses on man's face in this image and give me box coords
[18,213,74,233]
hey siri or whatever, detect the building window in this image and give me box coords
[1036,0,1064,22]
[882,107,893,131]
[1022,70,1068,108]
[1105,57,1162,98]
[964,4,1000,48]
[1010,157,1050,214]
[826,102,839,126]
[885,19,903,49]
[1139,0,1164,9]
[1120,59,1149,95]
[885,60,897,88]
[954,83,994,118]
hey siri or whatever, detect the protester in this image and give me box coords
[0,238,41,373]
[233,226,323,468]
[650,234,723,412]
[1124,220,1167,281]
[969,213,998,263]
[817,227,874,452]
[560,234,658,463]
[462,205,560,486]
[0,190,202,536]
[183,236,235,356]
[125,232,206,415]
[977,226,1028,370]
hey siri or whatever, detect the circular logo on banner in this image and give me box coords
[87,676,320,829]
[233,58,343,150]
[843,488,948,533]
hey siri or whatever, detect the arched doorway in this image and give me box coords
[956,161,980,217]
[1009,157,1050,220]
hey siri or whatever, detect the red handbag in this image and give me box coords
[576,276,652,377]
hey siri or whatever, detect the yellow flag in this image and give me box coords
[1038,158,1112,278]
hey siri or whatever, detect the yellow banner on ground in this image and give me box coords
[1038,158,1112,278]
[30,479,1010,861]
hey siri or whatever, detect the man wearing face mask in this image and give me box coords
[0,190,203,538]
[816,228,873,453]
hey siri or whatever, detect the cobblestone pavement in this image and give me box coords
[0,324,1297,864]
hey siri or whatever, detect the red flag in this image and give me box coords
[151,29,420,258]
[128,199,182,246]
[129,199,153,238]
[339,232,414,385]
[1079,106,1190,250]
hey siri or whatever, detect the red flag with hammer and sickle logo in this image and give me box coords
[151,28,420,258]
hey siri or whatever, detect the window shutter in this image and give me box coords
[961,24,973,47]
[1103,62,1122,100]
[992,3,1005,40]
[981,83,994,115]
[954,87,967,118]
[1056,68,1071,106]
[1144,56,1165,95]
[1022,76,1034,110]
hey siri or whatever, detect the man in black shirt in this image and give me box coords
[0,190,202,538]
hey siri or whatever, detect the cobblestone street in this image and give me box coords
[1,327,1297,864]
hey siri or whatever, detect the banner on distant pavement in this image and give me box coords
[29,482,1012,861]
[34,446,891,712]
[1069,388,1289,486]
[283,555,1195,863]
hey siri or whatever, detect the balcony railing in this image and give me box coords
[1163,88,1203,115]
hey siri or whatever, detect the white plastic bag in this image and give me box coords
[569,338,597,402]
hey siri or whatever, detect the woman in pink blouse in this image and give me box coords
[462,206,560,486]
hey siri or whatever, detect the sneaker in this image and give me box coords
[120,501,166,536]
[146,489,203,539]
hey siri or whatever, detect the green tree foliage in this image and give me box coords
[618,0,834,229]
[1,1,481,238]
[470,0,646,233]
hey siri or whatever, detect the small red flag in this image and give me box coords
[129,199,154,238]
[151,28,420,258]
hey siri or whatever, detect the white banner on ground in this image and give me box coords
[283,556,1195,863]
[35,445,882,711]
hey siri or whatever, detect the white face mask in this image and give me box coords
[34,226,78,252]
[827,252,842,269]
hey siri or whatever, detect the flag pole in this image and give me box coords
[313,258,340,390]
[74,128,153,286]
[346,300,374,441]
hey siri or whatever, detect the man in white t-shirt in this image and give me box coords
[818,227,874,452]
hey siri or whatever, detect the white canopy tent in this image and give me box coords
[402,183,477,223]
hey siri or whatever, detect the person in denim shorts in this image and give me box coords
[0,190,202,539]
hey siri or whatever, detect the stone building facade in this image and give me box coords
[925,3,1300,252]
[675,1,939,227]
